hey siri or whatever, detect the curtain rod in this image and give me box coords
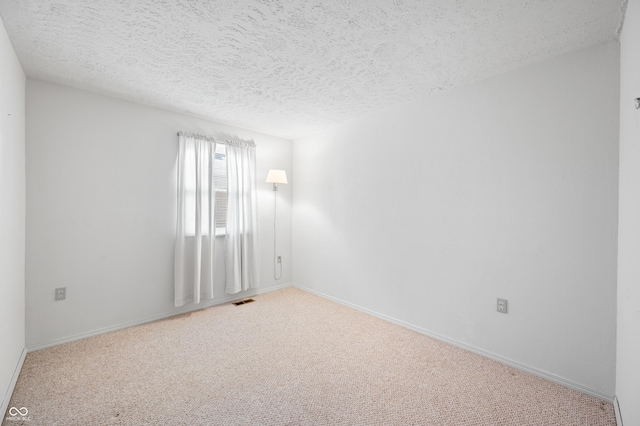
[177,131,256,148]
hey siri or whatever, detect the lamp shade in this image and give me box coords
[266,169,288,184]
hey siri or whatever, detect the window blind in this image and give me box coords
[184,143,227,235]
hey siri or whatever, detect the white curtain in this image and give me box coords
[175,133,217,307]
[225,141,260,294]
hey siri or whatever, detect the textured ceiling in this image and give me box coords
[0,0,627,139]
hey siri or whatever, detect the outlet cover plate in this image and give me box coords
[497,298,508,313]
[55,287,66,301]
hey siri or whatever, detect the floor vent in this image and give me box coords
[233,298,255,306]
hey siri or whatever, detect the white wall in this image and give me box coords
[617,0,640,422]
[293,41,619,399]
[0,19,26,413]
[26,79,292,349]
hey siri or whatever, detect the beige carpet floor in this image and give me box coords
[3,287,615,425]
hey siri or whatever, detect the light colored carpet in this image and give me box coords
[3,287,615,425]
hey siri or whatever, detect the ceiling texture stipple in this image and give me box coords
[0,0,626,139]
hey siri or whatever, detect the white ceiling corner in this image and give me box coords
[0,0,626,140]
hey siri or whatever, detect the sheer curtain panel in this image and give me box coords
[225,141,260,294]
[175,132,217,307]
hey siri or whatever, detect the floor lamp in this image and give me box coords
[266,169,288,280]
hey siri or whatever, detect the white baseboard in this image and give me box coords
[27,282,292,353]
[1,347,26,419]
[614,395,623,425]
[294,283,614,403]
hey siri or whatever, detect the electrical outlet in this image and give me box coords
[497,298,507,313]
[55,287,66,301]
[277,256,282,264]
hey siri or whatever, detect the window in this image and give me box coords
[184,143,227,236]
